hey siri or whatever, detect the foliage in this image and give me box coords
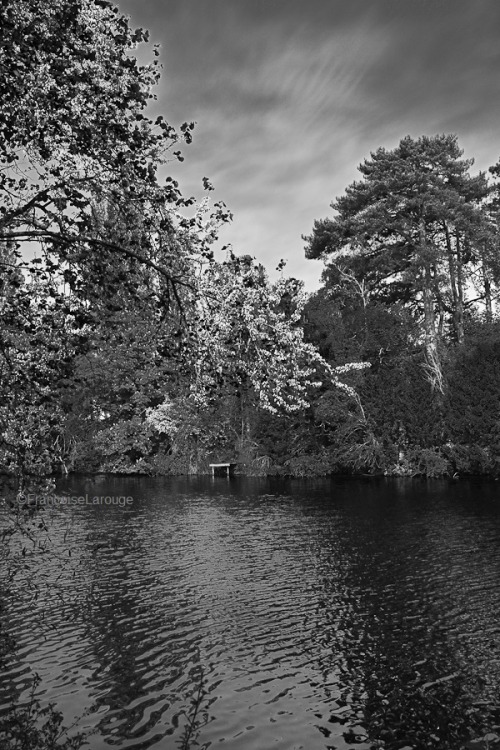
[445,334,500,445]
[0,0,229,485]
[405,447,450,477]
[298,135,500,477]
[0,0,222,298]
[2,3,500,487]
[190,254,366,415]
[0,0,363,482]
[0,267,81,482]
[305,134,488,313]
[177,664,207,750]
[364,675,494,750]
[304,134,491,392]
[0,675,86,750]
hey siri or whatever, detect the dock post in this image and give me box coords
[209,462,235,478]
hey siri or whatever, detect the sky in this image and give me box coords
[117,0,500,291]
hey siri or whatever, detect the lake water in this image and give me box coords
[1,476,500,750]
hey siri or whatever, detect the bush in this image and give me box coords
[441,443,494,476]
[0,676,86,750]
[406,447,450,477]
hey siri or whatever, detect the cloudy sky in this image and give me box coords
[117,0,500,290]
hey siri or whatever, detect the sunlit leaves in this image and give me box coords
[189,255,365,415]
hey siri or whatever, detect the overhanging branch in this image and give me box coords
[0,229,196,295]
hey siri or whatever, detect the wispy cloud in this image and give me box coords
[119,0,500,289]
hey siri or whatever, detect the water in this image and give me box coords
[1,476,500,749]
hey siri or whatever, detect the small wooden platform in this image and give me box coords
[209,463,236,477]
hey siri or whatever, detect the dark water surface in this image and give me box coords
[2,476,500,749]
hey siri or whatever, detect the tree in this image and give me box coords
[0,0,232,488]
[190,254,366,430]
[305,135,490,391]
[0,0,229,295]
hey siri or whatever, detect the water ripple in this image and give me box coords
[2,477,500,749]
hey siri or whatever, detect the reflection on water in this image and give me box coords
[1,477,500,749]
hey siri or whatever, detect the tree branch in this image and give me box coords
[0,229,196,293]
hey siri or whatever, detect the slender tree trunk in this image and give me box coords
[420,220,444,393]
[437,304,445,338]
[454,230,465,344]
[481,244,493,323]
[484,273,493,323]
[423,263,438,354]
[237,383,254,464]
[443,221,462,343]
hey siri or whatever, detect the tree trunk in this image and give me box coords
[481,244,493,323]
[443,221,463,343]
[236,383,255,465]
[423,264,443,390]
[484,273,493,323]
[420,220,443,393]
[454,230,465,344]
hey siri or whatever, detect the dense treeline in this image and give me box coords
[1,1,500,489]
[55,132,500,479]
[59,136,500,478]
